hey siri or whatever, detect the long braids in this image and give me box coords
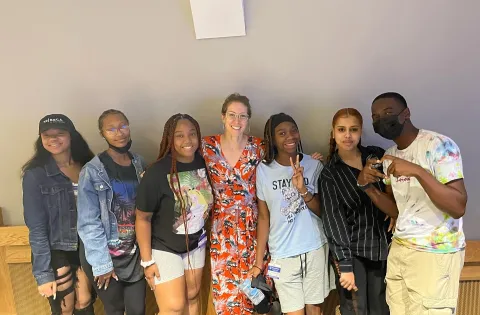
[157,114,202,267]
[263,117,275,164]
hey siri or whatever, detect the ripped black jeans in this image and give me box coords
[46,250,96,315]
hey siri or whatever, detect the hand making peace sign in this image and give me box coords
[290,154,307,192]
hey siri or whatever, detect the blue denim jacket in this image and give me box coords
[77,152,146,277]
[23,157,79,285]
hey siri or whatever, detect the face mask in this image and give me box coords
[107,139,132,154]
[373,115,405,140]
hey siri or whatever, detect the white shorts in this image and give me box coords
[152,244,206,285]
[272,244,336,313]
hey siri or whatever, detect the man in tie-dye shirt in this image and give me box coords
[371,92,467,315]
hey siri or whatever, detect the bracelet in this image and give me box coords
[299,190,309,197]
[304,195,314,203]
[252,265,263,272]
[140,259,155,268]
[357,181,372,191]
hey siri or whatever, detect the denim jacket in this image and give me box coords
[23,157,79,285]
[77,152,146,277]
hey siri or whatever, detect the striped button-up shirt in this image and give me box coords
[319,145,390,273]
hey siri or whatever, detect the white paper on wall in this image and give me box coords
[189,0,246,40]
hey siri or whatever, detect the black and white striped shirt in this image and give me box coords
[319,145,390,273]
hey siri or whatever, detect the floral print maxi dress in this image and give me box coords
[201,135,265,315]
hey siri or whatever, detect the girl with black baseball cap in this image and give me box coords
[22,114,96,314]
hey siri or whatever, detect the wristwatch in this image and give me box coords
[140,259,155,268]
[357,182,372,191]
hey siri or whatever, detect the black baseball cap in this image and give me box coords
[39,114,76,134]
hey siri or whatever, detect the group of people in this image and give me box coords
[22,91,467,315]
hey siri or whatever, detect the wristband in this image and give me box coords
[304,195,314,203]
[357,182,372,191]
[140,259,155,268]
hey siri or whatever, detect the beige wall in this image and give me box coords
[1,1,479,237]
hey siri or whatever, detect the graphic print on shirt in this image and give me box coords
[167,168,213,235]
[277,180,309,224]
[110,178,138,257]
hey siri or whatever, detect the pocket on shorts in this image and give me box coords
[434,253,453,277]
[422,297,457,314]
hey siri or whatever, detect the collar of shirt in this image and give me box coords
[331,145,373,167]
[44,156,62,177]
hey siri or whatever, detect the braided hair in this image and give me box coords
[156,113,202,258]
[327,108,363,162]
[263,113,304,165]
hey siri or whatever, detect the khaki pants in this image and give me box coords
[386,241,465,315]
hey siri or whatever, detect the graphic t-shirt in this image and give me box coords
[383,129,465,253]
[99,151,142,282]
[256,154,327,259]
[136,153,214,254]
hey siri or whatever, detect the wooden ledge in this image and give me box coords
[465,240,480,263]
[0,226,29,247]
[460,266,480,281]
[460,240,480,281]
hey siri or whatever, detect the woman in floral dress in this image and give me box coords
[201,93,264,315]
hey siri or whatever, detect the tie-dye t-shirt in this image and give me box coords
[383,129,465,253]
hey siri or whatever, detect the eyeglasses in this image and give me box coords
[226,112,249,121]
[104,124,130,135]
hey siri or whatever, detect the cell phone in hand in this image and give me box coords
[367,154,382,170]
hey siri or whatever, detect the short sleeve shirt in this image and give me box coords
[383,129,465,253]
[136,153,214,254]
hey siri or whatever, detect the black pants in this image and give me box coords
[335,256,389,315]
[79,249,146,315]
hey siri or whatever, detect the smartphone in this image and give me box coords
[367,154,383,170]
